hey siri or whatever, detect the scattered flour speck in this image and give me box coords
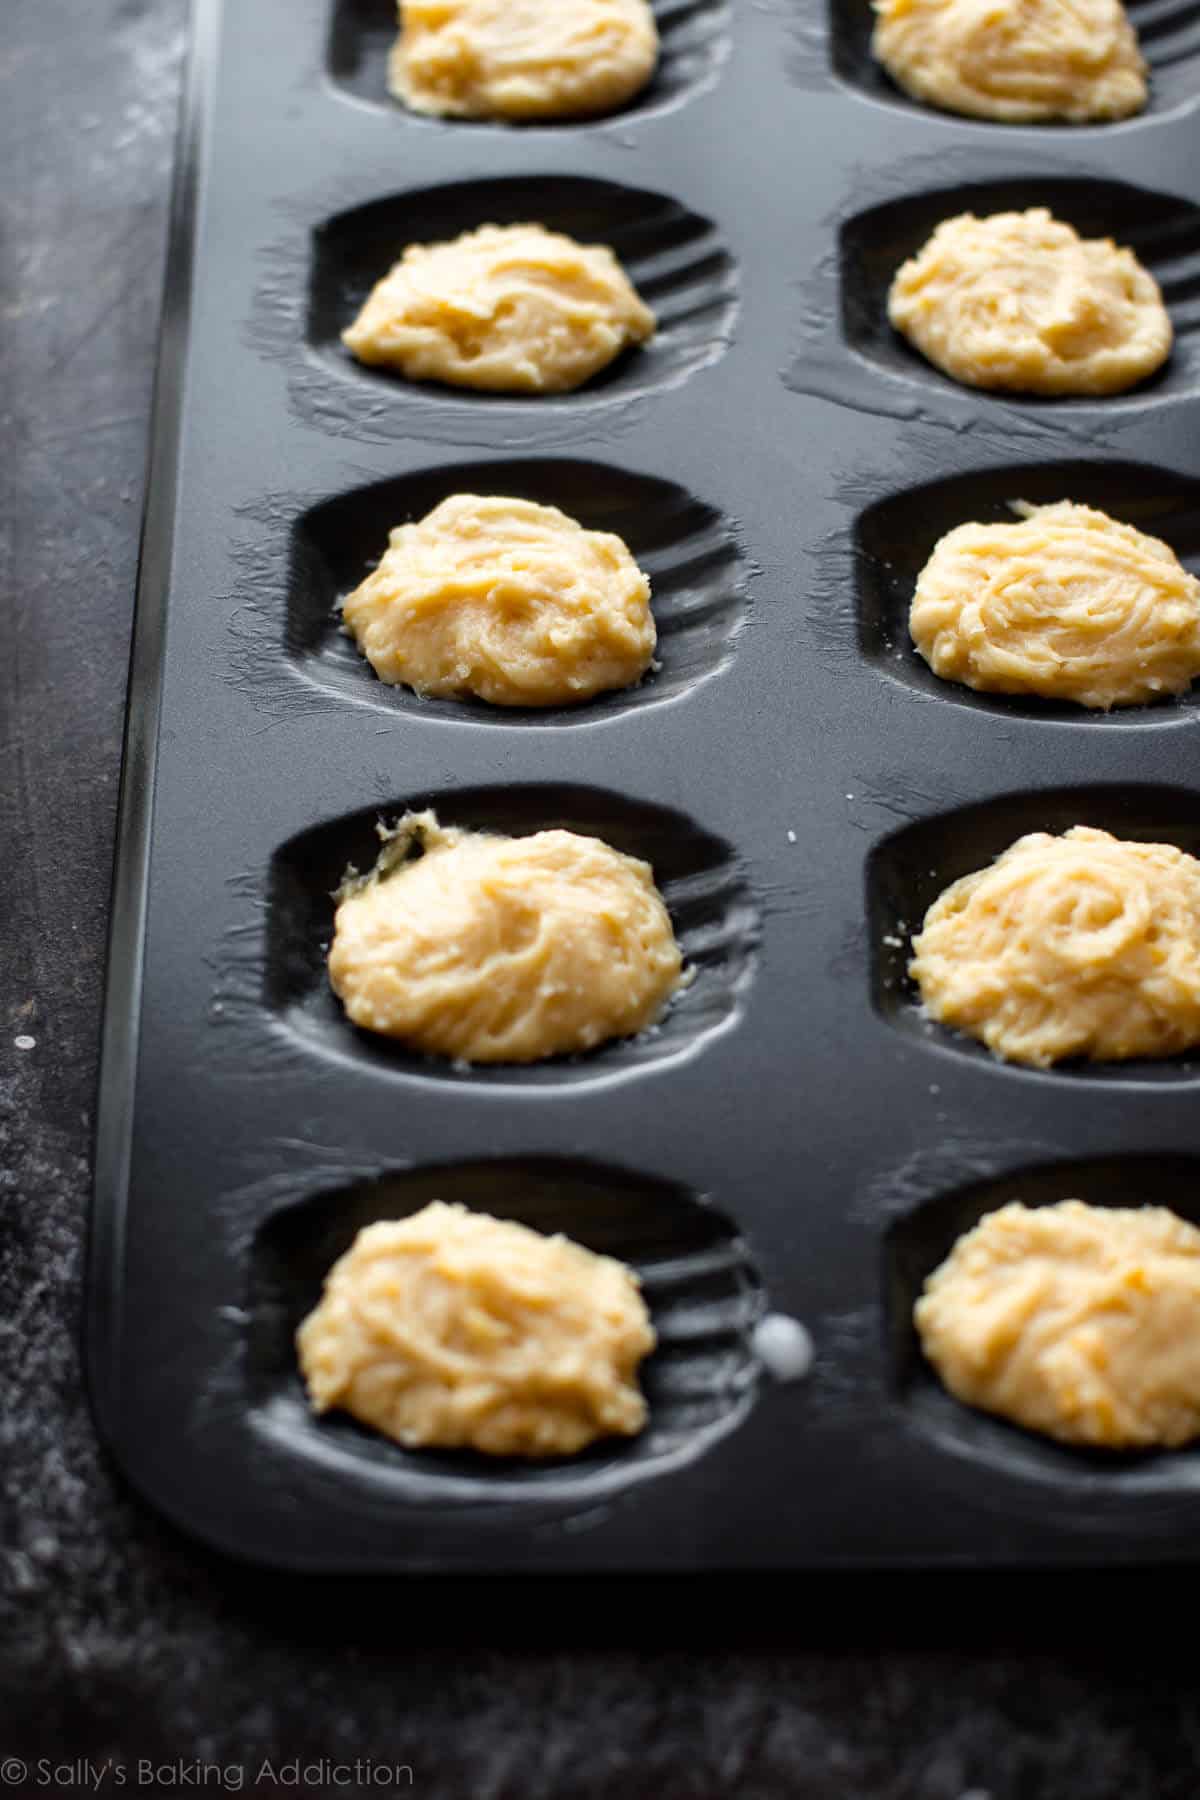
[753,1313,814,1382]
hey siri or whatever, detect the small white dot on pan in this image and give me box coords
[13,1035,35,1051]
[786,829,796,843]
[753,1313,814,1383]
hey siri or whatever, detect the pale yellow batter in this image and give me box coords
[390,0,660,121]
[916,1200,1200,1449]
[872,0,1147,123]
[328,811,683,1063]
[888,209,1172,396]
[910,827,1200,1067]
[297,1202,656,1457]
[342,223,656,394]
[910,502,1200,709]
[342,494,656,708]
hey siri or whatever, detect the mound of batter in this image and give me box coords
[910,502,1200,709]
[297,1202,656,1457]
[872,0,1147,124]
[910,826,1200,1067]
[343,494,656,708]
[888,209,1172,397]
[342,223,656,394]
[916,1200,1200,1449]
[328,811,683,1062]
[390,0,660,122]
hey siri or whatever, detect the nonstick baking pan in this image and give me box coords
[90,0,1200,1569]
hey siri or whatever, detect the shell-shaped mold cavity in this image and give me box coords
[264,784,758,1084]
[887,1154,1200,1493]
[841,177,1200,408]
[326,0,733,124]
[856,459,1200,721]
[246,1157,764,1502]
[867,783,1200,1082]
[829,0,1200,122]
[307,178,739,420]
[287,459,747,723]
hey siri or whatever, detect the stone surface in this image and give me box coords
[3,1,1200,1792]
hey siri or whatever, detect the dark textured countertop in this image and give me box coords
[3,2,1200,1793]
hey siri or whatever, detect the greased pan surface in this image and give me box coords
[90,0,1200,1569]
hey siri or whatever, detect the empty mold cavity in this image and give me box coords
[829,0,1200,121]
[326,0,732,123]
[887,1154,1200,1492]
[265,784,758,1083]
[856,459,1200,720]
[246,1158,762,1500]
[308,178,739,411]
[841,178,1200,406]
[867,783,1200,1081]
[287,460,747,722]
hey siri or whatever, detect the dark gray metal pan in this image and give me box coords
[91,0,1200,1568]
